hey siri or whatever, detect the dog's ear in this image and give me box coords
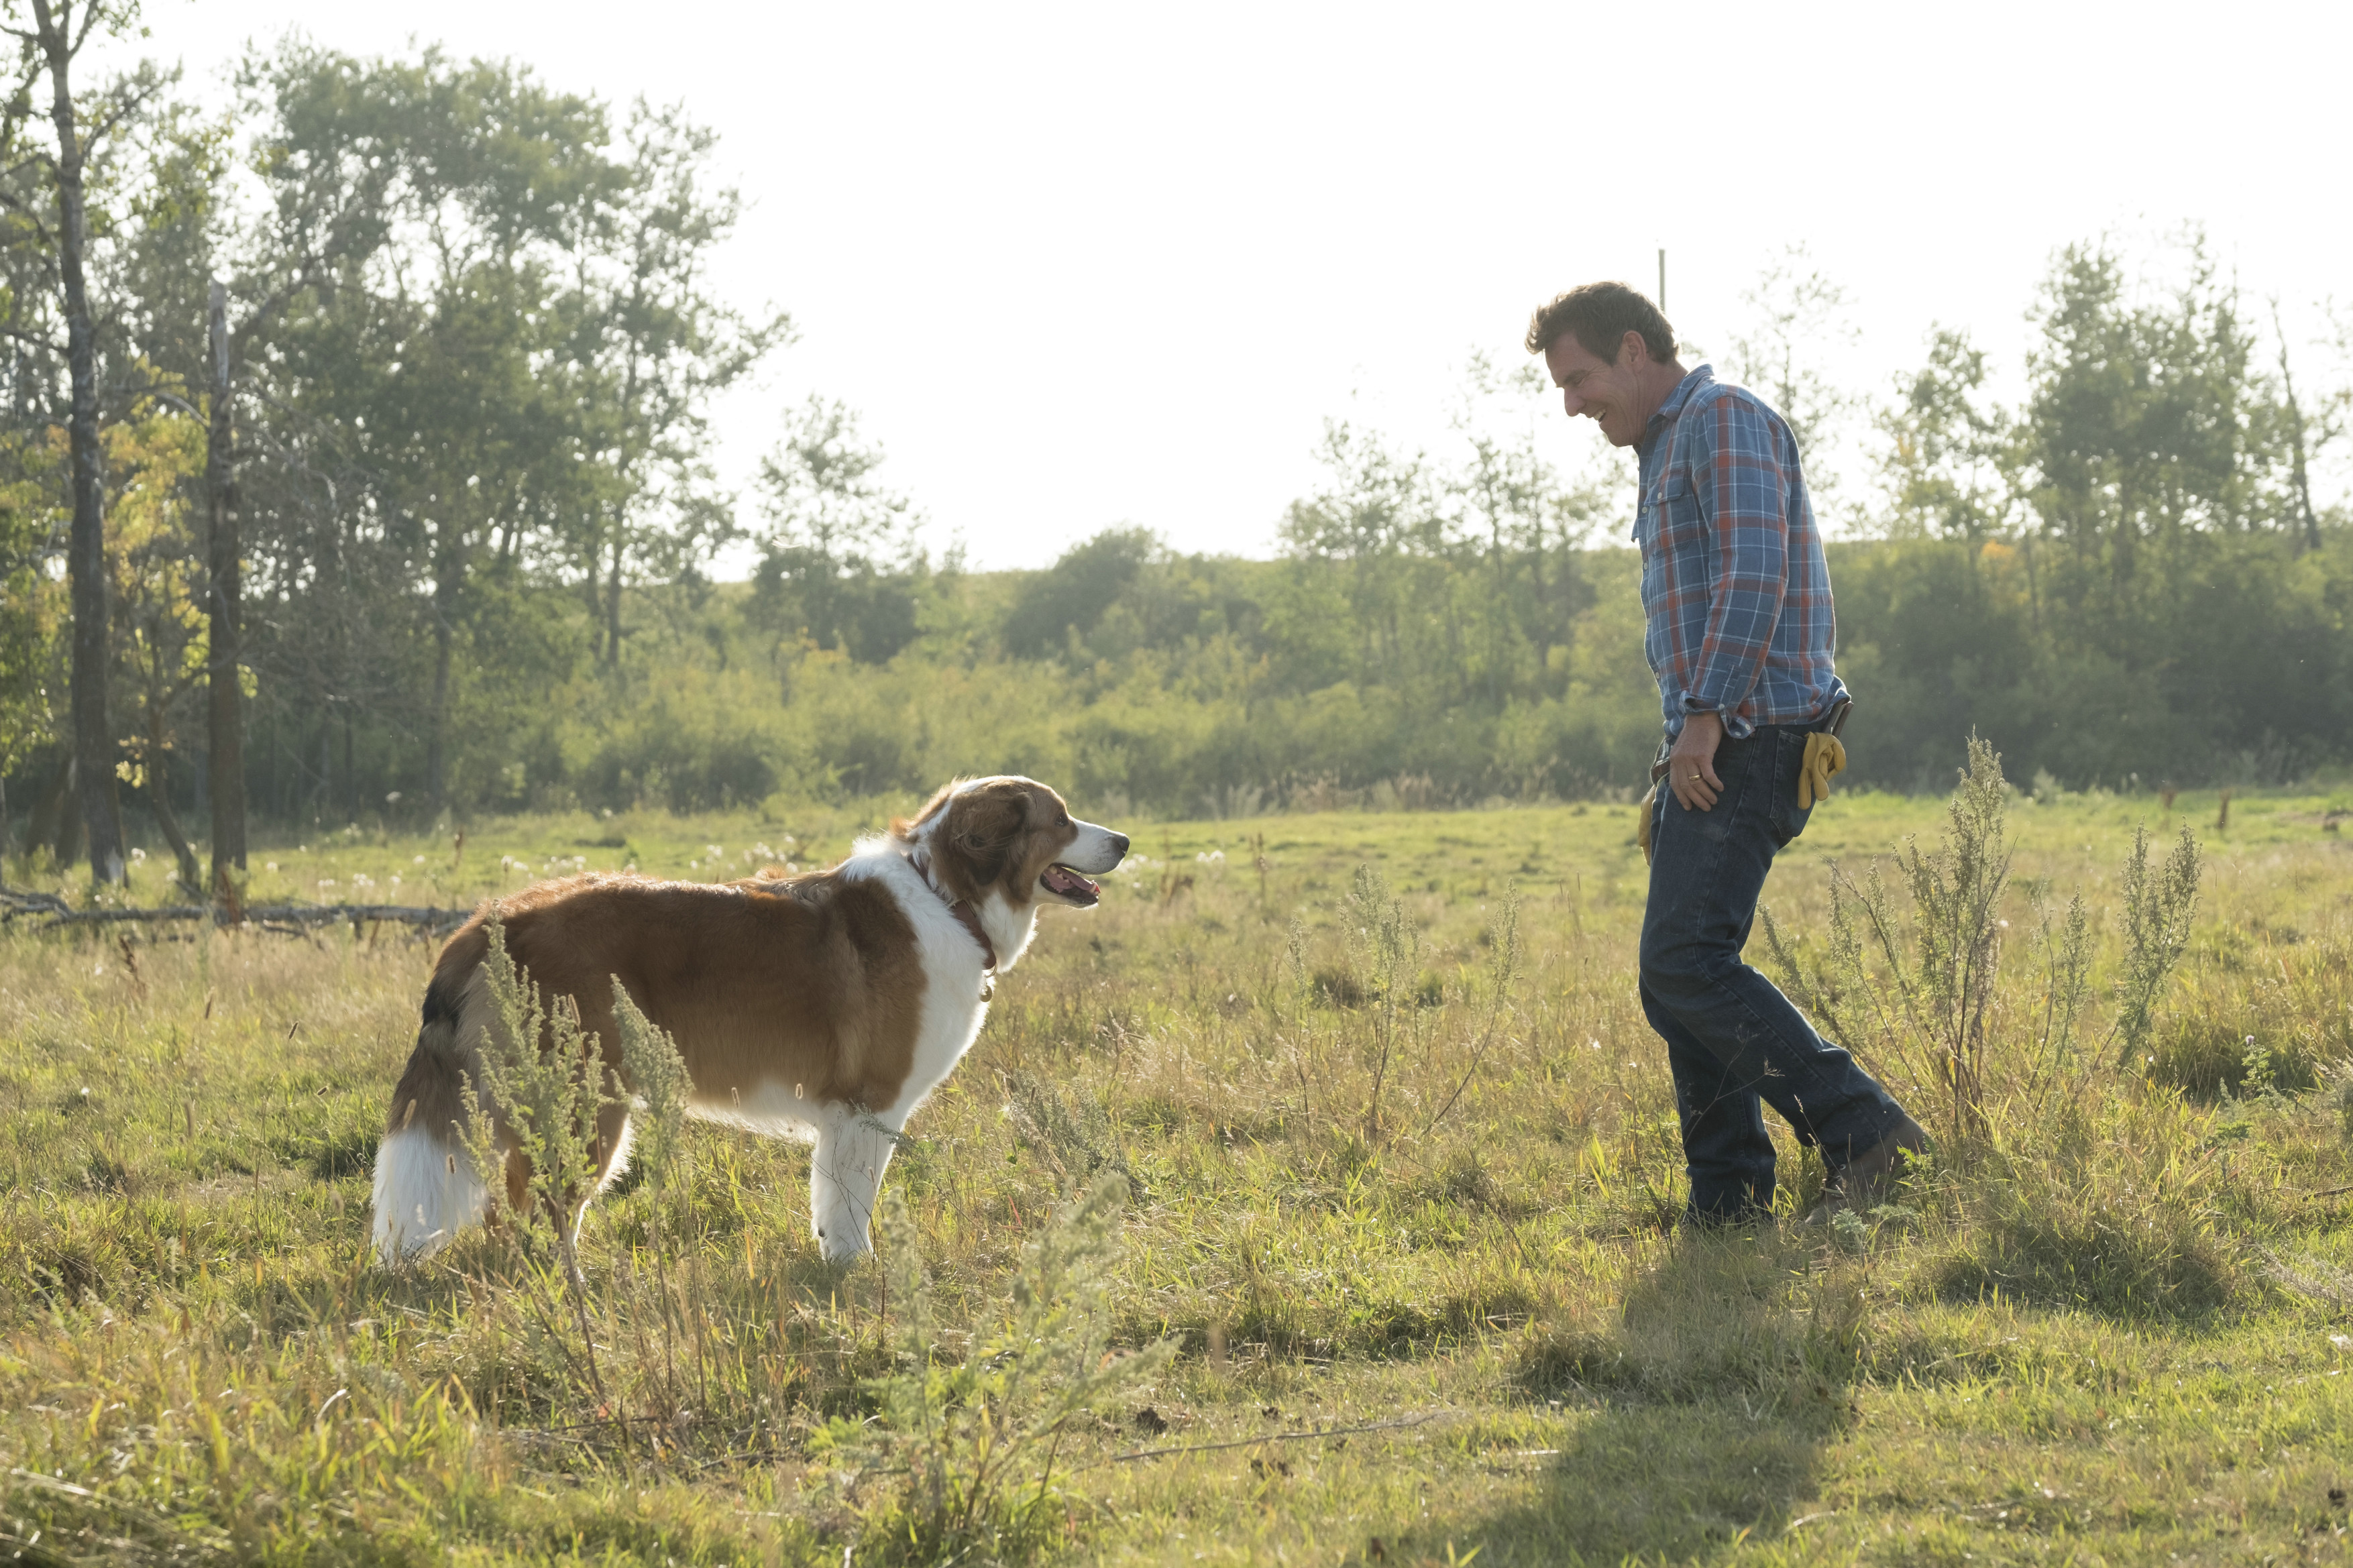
[897,780,963,842]
[944,784,1026,887]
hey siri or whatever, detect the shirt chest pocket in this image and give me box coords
[1646,471,1702,551]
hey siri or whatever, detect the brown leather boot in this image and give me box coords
[1803,1113,1928,1226]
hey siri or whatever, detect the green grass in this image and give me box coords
[4,781,2353,1565]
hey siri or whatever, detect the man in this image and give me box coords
[1527,280,1924,1226]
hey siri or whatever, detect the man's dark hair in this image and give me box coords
[1525,282,1676,366]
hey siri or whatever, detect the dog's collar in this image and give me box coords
[906,842,999,981]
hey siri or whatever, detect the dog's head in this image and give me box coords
[901,776,1129,913]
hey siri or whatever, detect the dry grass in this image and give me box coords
[3,780,2352,1565]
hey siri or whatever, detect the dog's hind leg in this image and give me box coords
[574,1104,635,1243]
[810,1104,901,1264]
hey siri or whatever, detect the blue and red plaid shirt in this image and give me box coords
[1634,364,1846,740]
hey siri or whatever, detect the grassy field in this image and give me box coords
[3,773,2353,1566]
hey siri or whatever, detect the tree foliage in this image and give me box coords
[0,40,2344,854]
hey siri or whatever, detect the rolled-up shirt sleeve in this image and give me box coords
[1680,392,1789,719]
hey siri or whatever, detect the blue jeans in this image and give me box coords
[1640,722,1910,1224]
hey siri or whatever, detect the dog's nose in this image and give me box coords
[1109,832,1131,858]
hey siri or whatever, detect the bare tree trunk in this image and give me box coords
[2275,319,2325,555]
[142,754,202,899]
[427,608,452,811]
[205,279,247,893]
[35,0,125,885]
[604,528,624,669]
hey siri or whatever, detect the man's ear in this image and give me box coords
[1618,328,1649,368]
[946,787,1024,887]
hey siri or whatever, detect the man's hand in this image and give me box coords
[1667,712,1725,811]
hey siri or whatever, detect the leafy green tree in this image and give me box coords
[1001,526,1155,661]
[753,396,929,665]
[1278,416,1439,687]
[561,102,789,670]
[1877,329,2021,545]
[1443,351,1604,702]
[235,44,624,811]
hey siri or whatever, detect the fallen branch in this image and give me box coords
[1,896,474,936]
[0,887,71,917]
[1079,1410,1443,1470]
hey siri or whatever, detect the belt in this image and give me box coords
[1647,697,1852,784]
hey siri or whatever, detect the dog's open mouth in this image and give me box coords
[1040,864,1101,906]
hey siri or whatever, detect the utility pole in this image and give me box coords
[1657,248,1667,313]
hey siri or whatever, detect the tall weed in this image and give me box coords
[1344,864,1423,1139]
[829,1173,1176,1563]
[1765,736,2013,1141]
[2112,823,2203,1068]
[457,915,696,1420]
[1765,738,2204,1148]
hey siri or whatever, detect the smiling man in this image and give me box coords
[1527,281,1923,1227]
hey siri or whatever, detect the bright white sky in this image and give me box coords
[105,0,2352,569]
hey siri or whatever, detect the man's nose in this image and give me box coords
[1562,388,1586,417]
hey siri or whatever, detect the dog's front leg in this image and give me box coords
[810,1105,900,1264]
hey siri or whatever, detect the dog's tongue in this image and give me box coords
[1042,864,1100,899]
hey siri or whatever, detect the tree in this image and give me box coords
[1278,416,1436,683]
[102,392,205,891]
[238,44,626,811]
[1443,351,1604,700]
[563,101,789,670]
[753,396,927,664]
[1001,526,1156,661]
[2270,299,2345,555]
[1725,243,1860,505]
[4,0,154,884]
[1877,329,2021,545]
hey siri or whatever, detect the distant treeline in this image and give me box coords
[0,38,2346,863]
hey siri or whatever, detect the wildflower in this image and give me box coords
[129,846,147,863]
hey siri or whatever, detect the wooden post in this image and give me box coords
[205,278,247,893]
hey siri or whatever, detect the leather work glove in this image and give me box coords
[1637,782,1657,865]
[1798,731,1848,810]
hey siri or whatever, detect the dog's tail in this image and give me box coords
[371,963,492,1264]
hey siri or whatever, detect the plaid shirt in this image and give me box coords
[1634,364,1845,740]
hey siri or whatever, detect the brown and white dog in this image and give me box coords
[369,777,1128,1266]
